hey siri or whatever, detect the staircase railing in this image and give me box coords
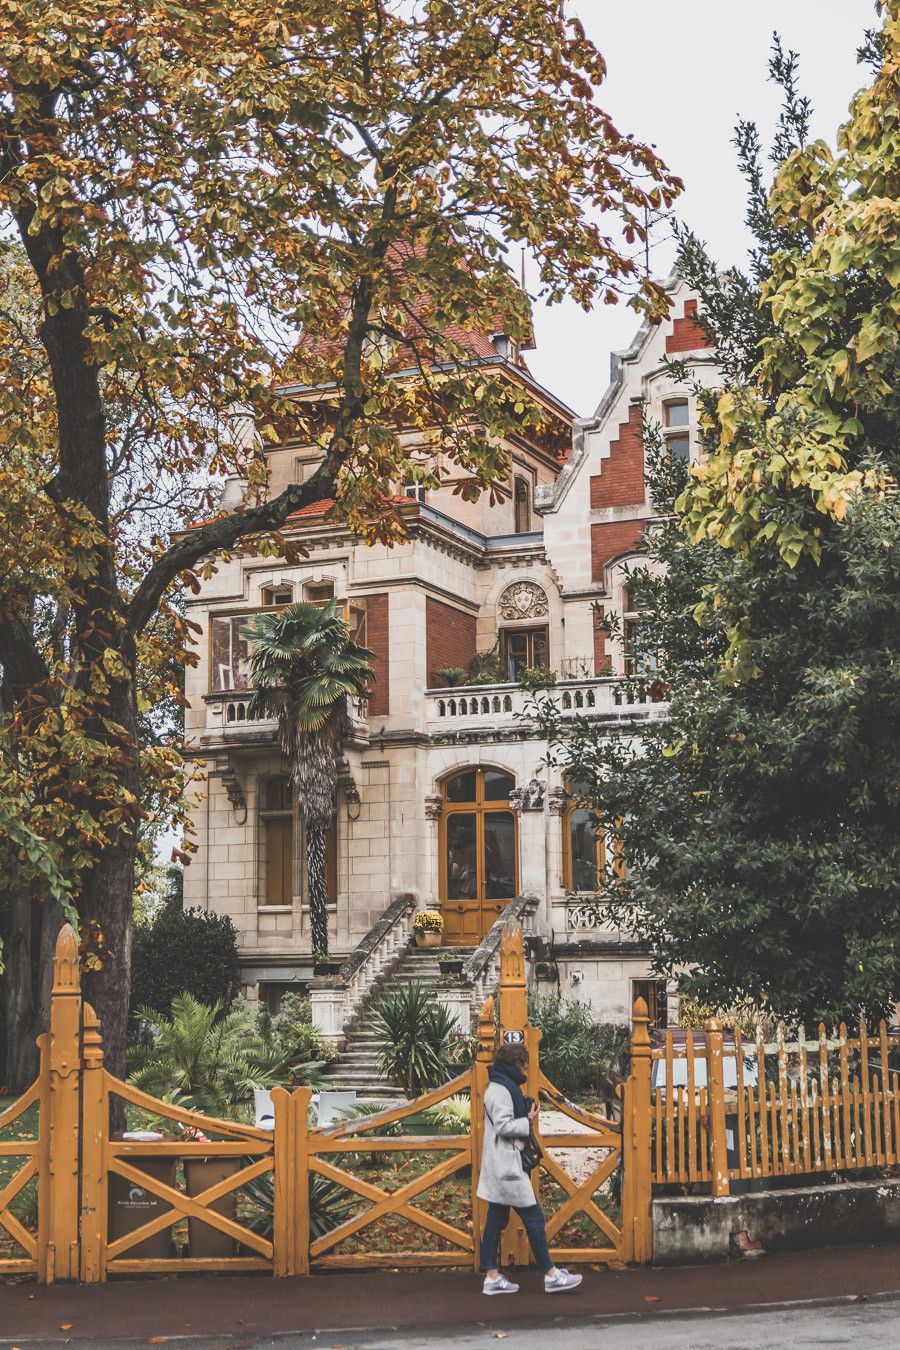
[460,893,539,1013]
[310,893,416,1042]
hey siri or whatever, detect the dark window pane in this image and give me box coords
[483,770,514,801]
[445,771,477,803]
[668,435,690,462]
[531,630,548,667]
[665,401,689,427]
[446,815,477,898]
[569,808,600,890]
[211,615,251,691]
[484,812,516,899]
[265,776,292,811]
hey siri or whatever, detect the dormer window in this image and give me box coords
[491,333,511,359]
[261,584,293,608]
[513,475,531,534]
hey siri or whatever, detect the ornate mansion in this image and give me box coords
[183,277,719,1033]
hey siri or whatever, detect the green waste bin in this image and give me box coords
[108,1153,177,1259]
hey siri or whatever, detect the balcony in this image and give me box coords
[201,691,370,749]
[424,677,667,736]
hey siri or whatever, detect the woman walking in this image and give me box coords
[477,1042,583,1295]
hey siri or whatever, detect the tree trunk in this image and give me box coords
[78,684,142,1091]
[3,888,39,1091]
[306,822,329,955]
[32,896,64,1039]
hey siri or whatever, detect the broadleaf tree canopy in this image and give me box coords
[0,0,681,1072]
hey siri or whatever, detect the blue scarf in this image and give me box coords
[488,1063,529,1119]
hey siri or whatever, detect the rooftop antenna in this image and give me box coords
[644,207,650,278]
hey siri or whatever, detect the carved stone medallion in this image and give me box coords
[498,581,548,622]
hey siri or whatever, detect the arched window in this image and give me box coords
[440,768,517,945]
[513,475,531,534]
[561,779,625,892]
[260,775,294,906]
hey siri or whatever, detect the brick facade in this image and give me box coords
[590,518,646,583]
[365,592,390,716]
[426,596,477,685]
[665,298,712,354]
[589,402,645,509]
[593,606,609,675]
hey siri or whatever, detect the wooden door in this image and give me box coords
[440,769,517,945]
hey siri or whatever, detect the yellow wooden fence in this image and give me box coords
[651,1016,900,1194]
[0,924,653,1283]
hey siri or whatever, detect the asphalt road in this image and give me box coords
[3,1297,899,1349]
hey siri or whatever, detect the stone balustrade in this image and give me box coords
[425,677,667,732]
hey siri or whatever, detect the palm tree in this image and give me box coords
[242,601,375,955]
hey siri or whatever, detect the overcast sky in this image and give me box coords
[527,0,878,417]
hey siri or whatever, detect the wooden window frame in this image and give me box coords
[561,781,625,892]
[631,977,667,1029]
[499,625,549,681]
[259,775,295,908]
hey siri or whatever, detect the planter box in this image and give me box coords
[108,1155,177,1259]
[414,931,442,948]
[184,1157,239,1258]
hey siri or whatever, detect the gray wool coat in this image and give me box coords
[476,1080,537,1208]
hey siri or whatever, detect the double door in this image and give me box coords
[440,768,518,946]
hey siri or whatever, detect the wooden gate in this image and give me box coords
[486,928,651,1269]
[0,924,653,1282]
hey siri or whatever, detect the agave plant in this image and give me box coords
[425,1093,471,1134]
[243,601,374,955]
[242,1169,355,1240]
[372,982,458,1097]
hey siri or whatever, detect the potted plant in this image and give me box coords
[435,666,467,687]
[412,910,443,948]
[312,948,342,977]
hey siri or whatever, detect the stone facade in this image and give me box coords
[183,276,718,1027]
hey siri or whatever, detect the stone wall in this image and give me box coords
[653,1178,900,1265]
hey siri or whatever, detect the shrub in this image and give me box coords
[126,993,328,1117]
[130,875,239,1021]
[468,645,507,684]
[527,991,629,1098]
[372,982,457,1096]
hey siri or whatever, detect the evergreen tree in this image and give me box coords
[537,20,900,1025]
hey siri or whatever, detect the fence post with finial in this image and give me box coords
[705,1015,730,1197]
[42,924,82,1283]
[622,995,653,1262]
[79,1002,107,1282]
[471,994,495,1271]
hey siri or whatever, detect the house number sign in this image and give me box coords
[503,1029,525,1044]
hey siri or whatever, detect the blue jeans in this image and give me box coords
[479,1201,553,1274]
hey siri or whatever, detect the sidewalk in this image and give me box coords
[1,1243,898,1345]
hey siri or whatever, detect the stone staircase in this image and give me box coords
[320,943,477,1105]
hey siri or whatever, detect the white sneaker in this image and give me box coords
[544,1267,583,1293]
[483,1273,520,1295]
